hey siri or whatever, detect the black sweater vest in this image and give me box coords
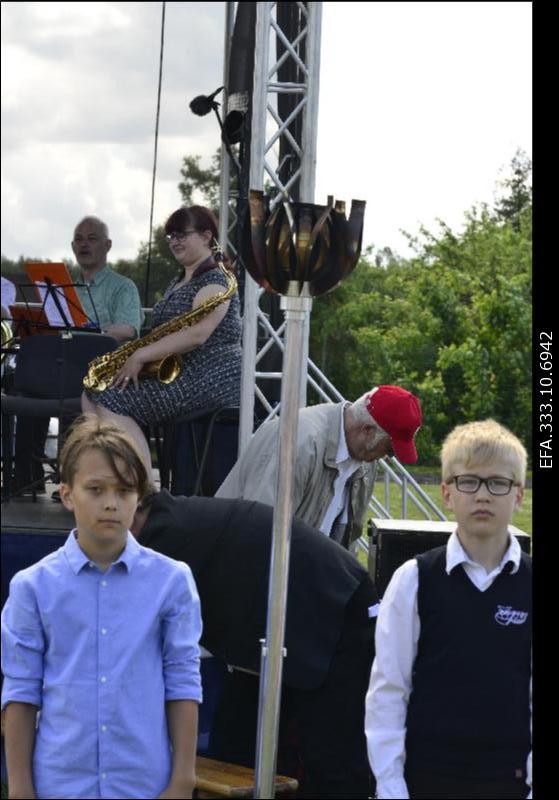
[405,546,531,779]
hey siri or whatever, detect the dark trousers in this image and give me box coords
[406,770,530,799]
[209,577,377,799]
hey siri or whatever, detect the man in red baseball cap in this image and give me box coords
[217,384,422,551]
[363,385,422,464]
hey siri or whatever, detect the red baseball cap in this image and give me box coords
[366,385,422,463]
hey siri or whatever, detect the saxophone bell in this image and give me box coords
[139,354,183,384]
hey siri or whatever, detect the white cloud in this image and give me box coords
[1,1,531,264]
[1,1,226,261]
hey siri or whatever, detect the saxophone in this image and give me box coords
[83,258,237,393]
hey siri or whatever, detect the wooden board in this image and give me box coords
[195,756,298,798]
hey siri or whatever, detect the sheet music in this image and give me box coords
[36,282,73,326]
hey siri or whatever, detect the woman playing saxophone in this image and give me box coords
[81,205,242,471]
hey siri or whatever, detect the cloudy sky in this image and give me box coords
[1,1,531,264]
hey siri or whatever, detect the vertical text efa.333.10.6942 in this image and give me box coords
[538,331,553,469]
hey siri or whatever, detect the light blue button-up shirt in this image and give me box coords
[1,531,203,800]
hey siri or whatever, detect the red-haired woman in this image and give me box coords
[82,205,242,471]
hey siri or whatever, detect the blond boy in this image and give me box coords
[365,420,531,799]
[2,417,202,799]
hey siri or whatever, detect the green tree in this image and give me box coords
[309,153,532,463]
[178,152,221,214]
[493,148,532,231]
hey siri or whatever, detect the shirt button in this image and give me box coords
[101,773,107,779]
[101,580,107,587]
[100,676,107,683]
[101,628,107,635]
[101,725,107,732]
[89,562,95,568]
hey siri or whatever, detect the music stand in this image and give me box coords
[24,262,101,332]
[8,303,52,338]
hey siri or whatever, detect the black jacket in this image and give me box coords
[138,491,372,689]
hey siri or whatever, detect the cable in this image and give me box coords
[144,1,166,308]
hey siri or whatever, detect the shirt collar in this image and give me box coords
[80,265,109,286]
[336,403,350,463]
[64,529,142,574]
[336,402,363,468]
[446,529,522,575]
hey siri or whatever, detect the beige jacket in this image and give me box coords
[216,402,377,546]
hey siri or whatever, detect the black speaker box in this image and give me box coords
[368,519,531,597]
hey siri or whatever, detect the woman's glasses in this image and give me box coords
[165,229,198,243]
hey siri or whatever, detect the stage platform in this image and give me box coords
[2,490,74,533]
[1,476,161,605]
[1,471,162,534]
[2,485,78,609]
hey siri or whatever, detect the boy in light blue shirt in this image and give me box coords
[2,416,202,799]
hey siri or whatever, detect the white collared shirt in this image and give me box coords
[319,404,361,536]
[364,531,532,799]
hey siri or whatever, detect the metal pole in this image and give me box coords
[144,1,166,307]
[238,1,271,455]
[254,282,313,798]
[298,3,322,203]
[218,2,235,248]
[384,468,390,514]
[402,473,408,518]
[296,2,322,407]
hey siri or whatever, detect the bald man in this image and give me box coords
[72,216,143,342]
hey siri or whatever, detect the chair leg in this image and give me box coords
[160,424,173,490]
[149,425,163,487]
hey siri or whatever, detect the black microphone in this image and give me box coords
[189,86,224,117]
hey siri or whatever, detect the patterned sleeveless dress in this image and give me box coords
[87,261,242,425]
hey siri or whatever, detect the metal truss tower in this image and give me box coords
[218,2,445,527]
[219,1,323,453]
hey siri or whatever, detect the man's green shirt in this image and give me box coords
[75,265,144,336]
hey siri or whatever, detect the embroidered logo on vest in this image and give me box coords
[495,605,529,626]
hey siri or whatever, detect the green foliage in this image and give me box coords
[116,225,181,308]
[178,152,221,214]
[1,254,72,276]
[1,152,531,466]
[310,158,532,464]
[493,148,532,231]
[122,151,224,306]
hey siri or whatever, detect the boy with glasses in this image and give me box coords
[365,419,531,799]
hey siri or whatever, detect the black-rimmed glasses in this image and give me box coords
[449,475,518,496]
[165,229,198,243]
